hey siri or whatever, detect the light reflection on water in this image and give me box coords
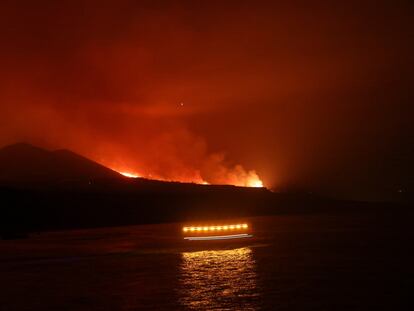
[179,247,259,310]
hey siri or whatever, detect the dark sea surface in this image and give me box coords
[0,211,410,310]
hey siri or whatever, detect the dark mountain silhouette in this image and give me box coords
[0,143,409,239]
[0,143,121,183]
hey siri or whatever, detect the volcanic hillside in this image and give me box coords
[0,143,121,183]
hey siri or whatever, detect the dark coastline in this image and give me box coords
[1,178,410,238]
[1,143,411,238]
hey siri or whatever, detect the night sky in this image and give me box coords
[0,1,412,200]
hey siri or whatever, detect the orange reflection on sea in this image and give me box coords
[179,247,259,310]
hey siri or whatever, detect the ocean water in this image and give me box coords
[0,212,409,310]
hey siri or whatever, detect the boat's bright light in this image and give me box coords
[182,223,250,233]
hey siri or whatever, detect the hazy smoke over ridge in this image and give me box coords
[0,77,262,185]
[0,1,268,186]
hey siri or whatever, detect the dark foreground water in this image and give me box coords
[0,212,411,310]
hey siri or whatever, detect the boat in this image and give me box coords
[182,222,253,241]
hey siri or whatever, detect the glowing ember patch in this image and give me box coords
[119,172,140,178]
[247,178,264,188]
[111,166,263,188]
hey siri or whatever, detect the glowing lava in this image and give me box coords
[114,168,263,187]
[119,172,140,178]
[247,178,264,188]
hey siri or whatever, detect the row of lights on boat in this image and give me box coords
[182,224,248,232]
